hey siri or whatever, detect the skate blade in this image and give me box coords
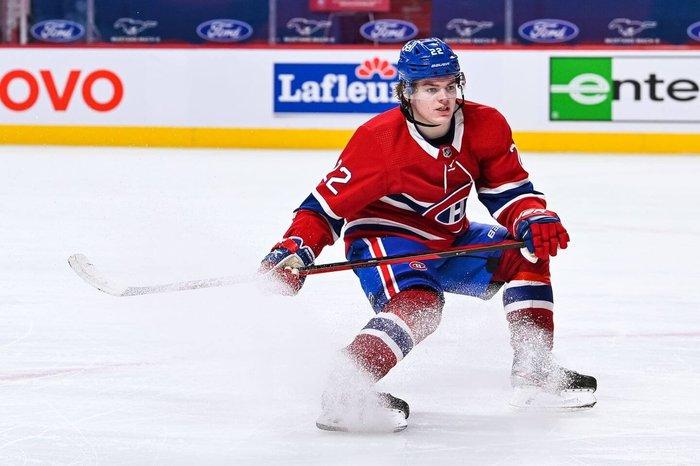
[315,407,408,434]
[316,421,407,433]
[510,387,597,410]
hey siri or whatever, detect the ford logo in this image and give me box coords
[360,19,418,43]
[196,19,253,43]
[518,18,579,43]
[688,21,700,42]
[31,20,85,43]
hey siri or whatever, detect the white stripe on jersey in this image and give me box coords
[362,238,393,301]
[379,196,415,211]
[376,238,400,296]
[312,188,343,220]
[407,121,440,158]
[379,193,433,211]
[344,218,445,241]
[478,178,531,195]
[401,193,433,208]
[452,110,464,152]
[493,194,547,219]
[454,161,474,181]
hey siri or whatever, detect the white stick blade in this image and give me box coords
[68,254,129,296]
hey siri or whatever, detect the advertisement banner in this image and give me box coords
[278,0,336,44]
[550,56,700,122]
[514,0,700,45]
[431,0,504,45]
[1,48,697,140]
[309,0,390,12]
[29,0,86,44]
[91,0,268,44]
[274,57,399,113]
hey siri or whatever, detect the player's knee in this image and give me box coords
[384,287,444,343]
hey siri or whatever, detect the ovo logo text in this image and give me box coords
[0,69,124,112]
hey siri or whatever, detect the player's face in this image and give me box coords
[410,76,458,126]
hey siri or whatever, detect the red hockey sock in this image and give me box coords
[494,249,554,355]
[345,288,443,381]
[507,308,554,354]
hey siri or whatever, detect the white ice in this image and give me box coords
[1,146,698,465]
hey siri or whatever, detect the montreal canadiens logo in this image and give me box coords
[688,21,700,42]
[422,183,472,234]
[409,261,427,271]
[31,20,85,43]
[518,19,579,43]
[360,19,418,43]
[196,19,253,42]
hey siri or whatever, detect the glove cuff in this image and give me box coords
[272,237,316,265]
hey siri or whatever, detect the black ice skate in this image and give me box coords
[316,392,410,433]
[510,356,597,409]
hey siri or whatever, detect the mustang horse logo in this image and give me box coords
[446,19,494,38]
[286,17,332,36]
[608,18,657,37]
[114,18,158,36]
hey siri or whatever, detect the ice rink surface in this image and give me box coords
[1,145,698,465]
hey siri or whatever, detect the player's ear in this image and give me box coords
[395,81,412,107]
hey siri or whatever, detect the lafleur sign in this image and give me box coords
[274,58,399,113]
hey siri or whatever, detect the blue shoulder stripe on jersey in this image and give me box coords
[503,284,553,306]
[364,316,414,356]
[477,182,543,217]
[297,193,344,237]
[385,194,430,214]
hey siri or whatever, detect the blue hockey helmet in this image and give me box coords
[397,37,464,95]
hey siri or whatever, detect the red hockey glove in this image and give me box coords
[259,237,315,295]
[514,209,570,260]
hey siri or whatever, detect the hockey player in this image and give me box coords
[260,38,596,432]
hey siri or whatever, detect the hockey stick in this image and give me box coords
[67,254,255,297]
[68,240,525,297]
[299,239,525,275]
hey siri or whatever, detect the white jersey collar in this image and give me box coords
[405,107,464,159]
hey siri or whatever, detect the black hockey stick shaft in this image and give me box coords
[299,240,525,276]
[68,241,525,297]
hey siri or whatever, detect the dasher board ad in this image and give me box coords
[550,56,700,122]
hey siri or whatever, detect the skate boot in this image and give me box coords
[510,353,597,409]
[316,391,409,433]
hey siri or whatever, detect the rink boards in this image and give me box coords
[0,47,698,153]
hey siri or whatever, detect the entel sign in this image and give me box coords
[0,69,124,112]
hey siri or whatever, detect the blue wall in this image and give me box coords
[28,0,700,45]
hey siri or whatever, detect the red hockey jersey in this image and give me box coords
[283,100,547,257]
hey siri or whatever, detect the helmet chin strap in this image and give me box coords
[400,105,440,128]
